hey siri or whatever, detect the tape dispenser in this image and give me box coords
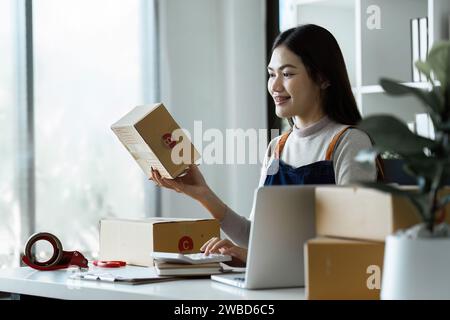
[22,232,88,271]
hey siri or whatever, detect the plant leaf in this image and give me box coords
[426,41,450,90]
[354,148,377,162]
[358,115,438,155]
[415,60,433,83]
[444,159,450,175]
[354,148,378,173]
[402,156,439,181]
[380,78,443,117]
[438,194,450,212]
[437,120,450,133]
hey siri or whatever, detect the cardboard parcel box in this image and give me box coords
[111,103,201,179]
[305,237,384,300]
[99,218,220,267]
[315,186,450,241]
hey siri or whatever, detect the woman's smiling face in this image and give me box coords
[267,45,323,124]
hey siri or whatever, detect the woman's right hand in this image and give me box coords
[150,165,210,201]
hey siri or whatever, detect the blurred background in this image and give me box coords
[0,0,273,268]
[1,0,449,268]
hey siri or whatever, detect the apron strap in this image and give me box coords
[275,127,356,161]
[325,126,354,161]
[375,156,385,182]
[274,130,292,159]
[325,126,386,182]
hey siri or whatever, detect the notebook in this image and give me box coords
[154,261,223,276]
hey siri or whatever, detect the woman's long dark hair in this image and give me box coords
[272,24,361,125]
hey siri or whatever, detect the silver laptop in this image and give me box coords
[211,185,316,289]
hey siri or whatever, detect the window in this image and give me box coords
[0,0,158,267]
[0,0,21,268]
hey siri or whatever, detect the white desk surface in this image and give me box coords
[0,266,305,300]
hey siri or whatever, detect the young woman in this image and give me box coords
[150,24,377,265]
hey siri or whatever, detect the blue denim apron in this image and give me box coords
[264,126,353,186]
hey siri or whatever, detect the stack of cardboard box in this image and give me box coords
[305,186,450,300]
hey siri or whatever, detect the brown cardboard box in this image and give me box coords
[305,237,384,300]
[315,186,450,241]
[99,218,220,267]
[111,103,201,179]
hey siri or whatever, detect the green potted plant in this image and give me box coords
[356,41,450,299]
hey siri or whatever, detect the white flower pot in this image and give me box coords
[381,234,450,299]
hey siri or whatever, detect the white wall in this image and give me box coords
[433,0,450,42]
[158,0,267,219]
[297,1,356,87]
[361,0,428,85]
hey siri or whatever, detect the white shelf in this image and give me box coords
[358,82,433,94]
[294,0,354,7]
[360,0,428,86]
[282,0,450,124]
[361,91,426,122]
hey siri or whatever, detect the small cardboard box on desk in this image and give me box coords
[99,218,220,267]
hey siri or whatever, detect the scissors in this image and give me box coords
[93,260,126,268]
[22,232,89,271]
